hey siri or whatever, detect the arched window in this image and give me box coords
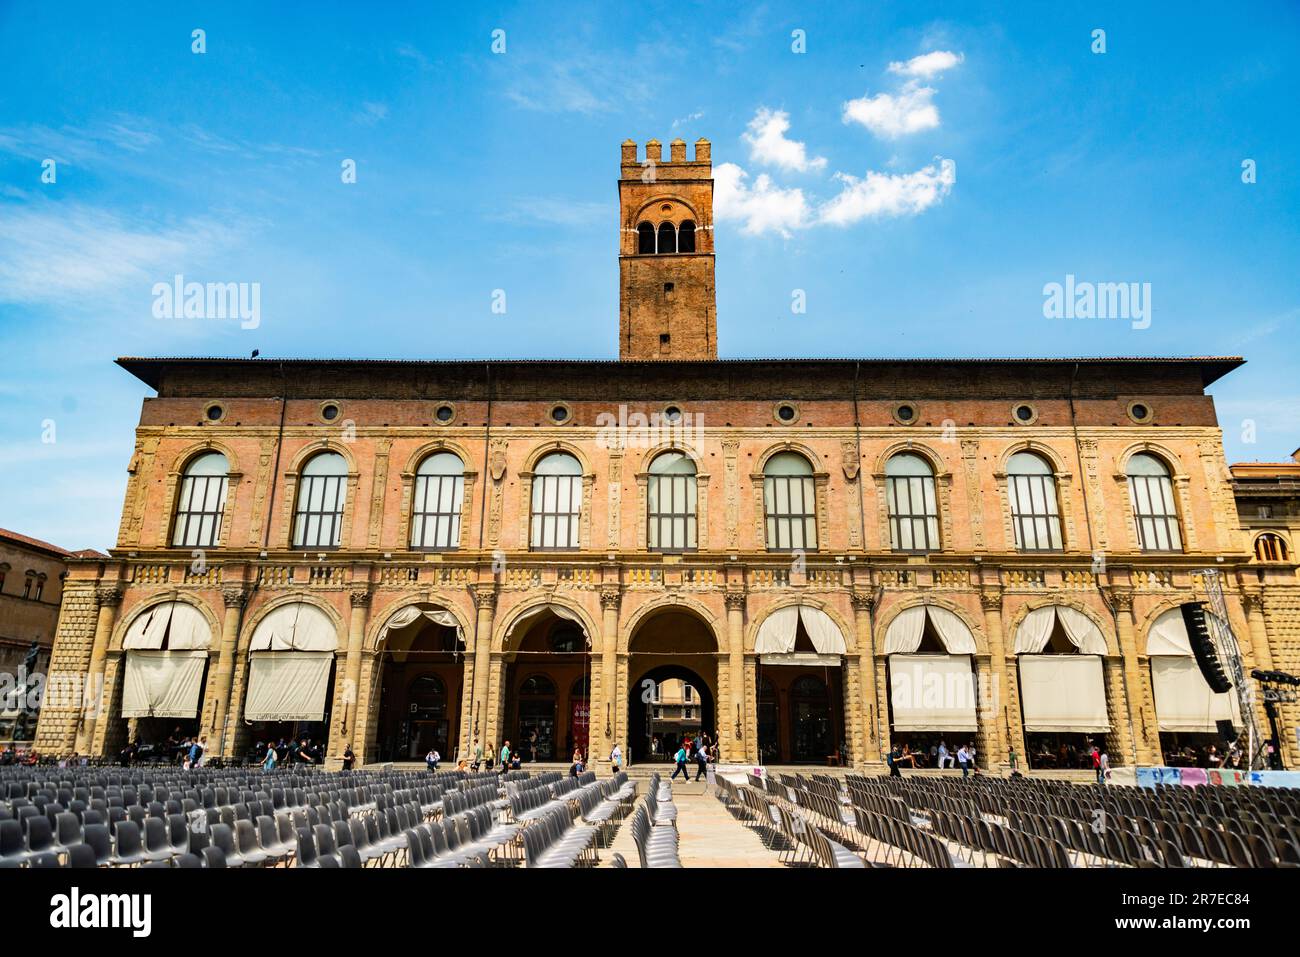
[657,222,677,254]
[678,220,696,253]
[172,451,229,548]
[1255,533,1289,562]
[293,452,348,548]
[411,452,465,550]
[637,222,655,254]
[530,453,582,550]
[1006,451,1063,551]
[647,451,697,551]
[1126,453,1182,551]
[763,452,817,551]
[519,674,557,697]
[886,453,940,552]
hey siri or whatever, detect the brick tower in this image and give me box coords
[618,137,717,360]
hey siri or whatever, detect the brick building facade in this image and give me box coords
[33,139,1297,771]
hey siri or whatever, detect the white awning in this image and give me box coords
[760,653,842,667]
[1018,655,1110,732]
[249,602,338,652]
[244,651,334,722]
[376,605,465,646]
[888,654,978,731]
[754,605,847,656]
[754,606,799,654]
[1146,608,1194,656]
[884,605,977,655]
[121,650,208,718]
[123,601,213,650]
[504,602,585,640]
[1150,656,1241,733]
[1013,605,1108,656]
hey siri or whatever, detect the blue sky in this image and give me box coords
[1,1,1297,550]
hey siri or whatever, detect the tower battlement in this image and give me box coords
[618,137,717,361]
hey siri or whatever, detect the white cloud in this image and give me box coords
[842,81,941,139]
[888,50,964,79]
[818,158,956,225]
[0,202,250,307]
[713,162,809,237]
[742,108,826,173]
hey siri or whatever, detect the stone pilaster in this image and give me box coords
[330,588,370,762]
[75,585,123,754]
[850,591,882,765]
[979,588,1015,769]
[202,585,248,756]
[1111,588,1160,765]
[724,590,746,762]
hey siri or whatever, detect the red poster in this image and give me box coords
[571,697,590,754]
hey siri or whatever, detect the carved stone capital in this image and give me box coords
[600,587,622,611]
[349,589,372,608]
[979,589,1003,612]
[1109,589,1134,613]
[849,591,875,613]
[95,585,125,608]
[221,586,249,610]
[472,584,497,611]
[724,591,747,613]
[1240,589,1264,614]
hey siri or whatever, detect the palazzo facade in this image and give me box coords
[34,138,1298,770]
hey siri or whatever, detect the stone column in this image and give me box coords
[850,592,882,765]
[724,590,746,763]
[596,586,621,765]
[1240,589,1290,767]
[76,585,124,754]
[469,584,496,748]
[201,586,248,756]
[1112,589,1160,765]
[329,589,370,763]
[979,588,1016,770]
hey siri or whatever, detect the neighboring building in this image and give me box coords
[33,138,1294,771]
[0,529,103,747]
[1231,452,1300,763]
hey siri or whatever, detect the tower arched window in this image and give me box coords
[1006,451,1063,551]
[172,451,230,548]
[1126,453,1182,551]
[530,452,583,550]
[678,220,696,253]
[293,451,348,548]
[657,222,677,254]
[886,453,940,552]
[1255,533,1289,562]
[411,451,465,550]
[637,222,655,254]
[647,450,697,551]
[763,452,817,551]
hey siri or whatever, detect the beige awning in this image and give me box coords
[1014,605,1108,656]
[888,654,978,731]
[884,605,977,655]
[123,601,213,650]
[244,651,334,722]
[1018,655,1110,733]
[377,605,465,646]
[249,602,338,652]
[504,602,585,640]
[121,650,208,718]
[1150,656,1241,733]
[754,605,847,656]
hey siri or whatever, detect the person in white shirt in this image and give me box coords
[610,743,622,773]
[956,745,971,778]
[937,740,954,770]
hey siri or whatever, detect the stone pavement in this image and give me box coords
[603,777,784,868]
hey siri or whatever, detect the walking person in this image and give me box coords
[887,744,902,777]
[671,743,690,781]
[341,745,356,771]
[937,740,953,770]
[1098,749,1110,784]
[500,740,511,771]
[957,744,970,778]
[1091,745,1102,783]
[610,743,622,773]
[262,741,278,771]
[694,740,709,781]
[472,738,483,772]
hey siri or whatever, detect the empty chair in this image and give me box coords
[141,817,176,864]
[110,820,146,867]
[236,819,270,867]
[209,823,245,868]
